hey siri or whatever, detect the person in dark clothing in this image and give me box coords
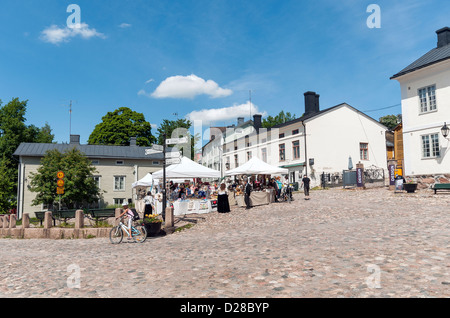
[244,179,252,209]
[217,183,231,213]
[301,175,311,199]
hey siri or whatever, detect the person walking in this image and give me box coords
[217,183,231,213]
[244,178,253,210]
[301,175,311,200]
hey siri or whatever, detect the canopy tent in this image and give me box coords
[152,156,221,180]
[132,173,157,188]
[225,157,289,176]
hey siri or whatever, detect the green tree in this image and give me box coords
[88,107,156,146]
[29,148,100,210]
[0,158,16,213]
[262,111,297,128]
[379,114,401,131]
[156,118,199,160]
[0,98,55,212]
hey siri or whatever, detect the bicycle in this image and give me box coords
[279,184,294,203]
[110,217,147,244]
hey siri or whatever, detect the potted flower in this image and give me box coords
[403,180,418,193]
[143,214,163,237]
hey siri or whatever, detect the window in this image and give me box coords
[261,148,267,162]
[247,151,252,161]
[92,160,100,165]
[92,176,101,188]
[234,154,239,168]
[279,133,285,139]
[422,133,440,158]
[116,160,124,165]
[114,198,126,205]
[279,144,285,161]
[293,141,300,159]
[152,161,160,165]
[292,129,299,135]
[418,85,437,113]
[114,176,125,191]
[360,143,369,160]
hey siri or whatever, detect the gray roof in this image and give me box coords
[391,44,450,79]
[13,143,165,160]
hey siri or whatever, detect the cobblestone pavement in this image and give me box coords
[1,187,449,298]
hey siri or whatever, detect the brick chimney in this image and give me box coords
[70,135,80,145]
[304,91,320,116]
[437,27,450,48]
[253,114,262,132]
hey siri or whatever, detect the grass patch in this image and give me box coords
[175,224,194,233]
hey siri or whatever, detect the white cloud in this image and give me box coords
[185,101,267,125]
[40,23,105,44]
[119,23,132,28]
[150,74,233,99]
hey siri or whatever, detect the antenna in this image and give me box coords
[69,100,72,136]
[249,90,252,119]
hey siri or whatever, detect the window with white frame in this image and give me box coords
[418,85,437,113]
[114,176,125,191]
[422,133,440,158]
[293,141,300,159]
[261,148,267,162]
[114,198,126,205]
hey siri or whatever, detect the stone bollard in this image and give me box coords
[22,213,30,228]
[75,210,84,229]
[9,214,16,229]
[44,211,53,229]
[3,215,9,229]
[164,207,174,228]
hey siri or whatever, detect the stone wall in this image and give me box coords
[0,209,119,239]
[407,174,450,189]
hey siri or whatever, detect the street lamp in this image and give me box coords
[442,122,449,138]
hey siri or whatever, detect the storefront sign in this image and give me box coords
[356,167,364,187]
[389,165,396,186]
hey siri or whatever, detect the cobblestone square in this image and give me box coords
[0,187,449,298]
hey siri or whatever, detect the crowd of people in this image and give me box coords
[140,174,312,216]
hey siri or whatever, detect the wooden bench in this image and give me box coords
[88,208,116,222]
[54,210,78,223]
[432,183,450,194]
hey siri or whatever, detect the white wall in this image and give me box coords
[395,60,450,175]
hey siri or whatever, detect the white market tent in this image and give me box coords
[132,173,157,188]
[152,156,221,180]
[225,157,289,176]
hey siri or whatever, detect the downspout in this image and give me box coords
[302,121,308,177]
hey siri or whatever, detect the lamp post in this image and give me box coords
[441,122,449,138]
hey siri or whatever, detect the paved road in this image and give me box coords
[1,187,449,298]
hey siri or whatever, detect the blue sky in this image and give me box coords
[1,0,450,146]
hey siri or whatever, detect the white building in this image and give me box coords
[391,27,450,179]
[217,92,388,187]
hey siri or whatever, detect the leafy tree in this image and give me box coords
[156,118,192,145]
[0,158,16,213]
[156,118,199,160]
[29,148,100,210]
[0,98,55,212]
[88,107,156,146]
[262,111,297,128]
[379,114,401,131]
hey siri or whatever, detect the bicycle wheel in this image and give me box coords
[132,225,147,243]
[110,226,123,244]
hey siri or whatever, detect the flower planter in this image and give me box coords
[144,222,162,237]
[403,183,417,193]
